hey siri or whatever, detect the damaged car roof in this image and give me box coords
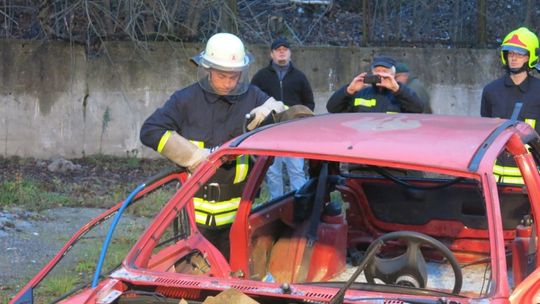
[230,113,510,172]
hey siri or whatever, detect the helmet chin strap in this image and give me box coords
[507,63,529,74]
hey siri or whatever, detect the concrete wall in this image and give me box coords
[0,40,502,158]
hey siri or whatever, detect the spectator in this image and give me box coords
[481,27,540,184]
[139,33,286,259]
[251,37,314,199]
[395,62,432,113]
[326,56,424,114]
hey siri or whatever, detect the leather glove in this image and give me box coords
[247,97,285,130]
[160,131,209,172]
[256,104,315,128]
[273,105,314,122]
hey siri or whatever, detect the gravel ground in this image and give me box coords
[0,156,170,300]
[0,206,154,302]
[0,207,105,285]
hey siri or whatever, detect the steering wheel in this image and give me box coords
[364,231,463,295]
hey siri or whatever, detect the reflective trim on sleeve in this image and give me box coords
[354,98,376,107]
[525,118,536,129]
[234,155,249,184]
[190,140,205,149]
[157,130,173,153]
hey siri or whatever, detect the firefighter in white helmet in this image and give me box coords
[140,33,291,259]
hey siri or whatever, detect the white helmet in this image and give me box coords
[192,33,252,72]
[193,33,253,96]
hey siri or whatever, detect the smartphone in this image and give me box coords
[364,73,381,84]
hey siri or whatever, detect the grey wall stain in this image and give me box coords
[0,40,505,158]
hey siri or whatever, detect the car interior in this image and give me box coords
[145,152,535,300]
[24,148,538,303]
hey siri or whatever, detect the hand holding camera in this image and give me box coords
[364,72,400,93]
[363,73,381,84]
[345,72,370,95]
[346,71,399,95]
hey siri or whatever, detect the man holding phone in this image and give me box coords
[326,56,424,113]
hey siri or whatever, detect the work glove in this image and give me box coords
[247,97,285,130]
[257,104,315,127]
[273,104,314,122]
[160,131,209,172]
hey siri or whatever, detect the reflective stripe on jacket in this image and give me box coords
[140,82,268,227]
[481,74,540,185]
[326,83,424,114]
[493,162,524,184]
[193,157,249,227]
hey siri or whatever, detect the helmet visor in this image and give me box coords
[502,45,528,55]
[197,66,250,96]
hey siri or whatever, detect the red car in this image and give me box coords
[11,113,540,303]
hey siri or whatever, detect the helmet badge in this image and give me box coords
[505,34,527,48]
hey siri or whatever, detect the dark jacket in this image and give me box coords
[251,61,315,110]
[481,73,540,134]
[481,73,540,177]
[326,83,424,113]
[140,82,270,228]
[407,77,432,114]
[140,82,269,150]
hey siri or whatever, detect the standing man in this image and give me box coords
[252,37,315,199]
[395,62,432,113]
[140,33,286,259]
[326,56,424,114]
[481,27,540,184]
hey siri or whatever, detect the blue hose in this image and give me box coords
[92,183,146,288]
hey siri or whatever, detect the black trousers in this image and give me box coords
[198,225,231,261]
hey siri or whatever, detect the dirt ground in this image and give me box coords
[0,156,172,299]
[0,156,172,209]
[1,208,105,286]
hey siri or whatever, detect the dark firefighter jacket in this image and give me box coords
[326,83,424,114]
[140,81,269,227]
[481,73,540,183]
